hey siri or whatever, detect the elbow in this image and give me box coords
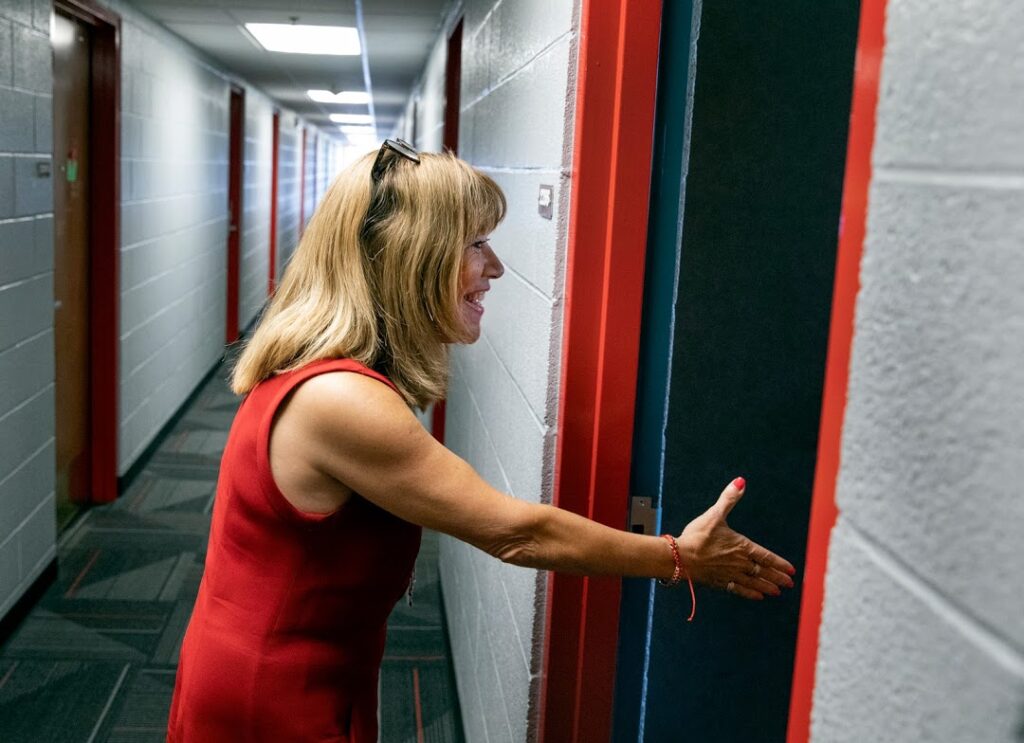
[484,502,544,568]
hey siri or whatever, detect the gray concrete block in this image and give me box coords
[480,169,562,299]
[482,270,556,424]
[463,35,572,168]
[0,0,31,30]
[490,0,574,88]
[18,491,55,578]
[0,87,35,152]
[32,215,51,271]
[0,381,53,479]
[874,0,1024,170]
[839,178,1024,645]
[0,272,50,351]
[0,329,52,422]
[33,93,51,153]
[0,156,14,219]
[0,20,12,87]
[31,0,47,33]
[0,440,54,540]
[12,24,49,94]
[14,156,52,215]
[0,217,38,285]
[0,532,20,613]
[812,520,1024,743]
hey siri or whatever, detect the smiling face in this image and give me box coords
[458,235,505,342]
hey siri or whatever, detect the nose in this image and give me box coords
[486,245,504,279]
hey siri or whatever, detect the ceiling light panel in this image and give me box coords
[307,90,371,104]
[244,24,360,56]
[330,113,373,124]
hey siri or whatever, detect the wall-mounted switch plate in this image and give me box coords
[538,184,553,220]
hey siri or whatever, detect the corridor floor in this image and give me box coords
[0,358,464,742]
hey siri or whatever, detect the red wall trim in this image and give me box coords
[786,1,888,740]
[269,110,280,294]
[56,0,121,504]
[538,1,662,741]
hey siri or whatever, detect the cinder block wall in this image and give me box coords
[0,0,57,619]
[239,89,273,331]
[114,1,231,471]
[276,113,301,275]
[397,1,578,739]
[811,2,1024,741]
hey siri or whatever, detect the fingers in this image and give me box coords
[747,540,797,578]
[711,477,747,521]
[734,573,781,597]
[725,579,763,601]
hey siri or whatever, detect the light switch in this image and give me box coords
[538,184,553,220]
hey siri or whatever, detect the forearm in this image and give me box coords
[505,502,678,580]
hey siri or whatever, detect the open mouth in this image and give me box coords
[463,291,485,315]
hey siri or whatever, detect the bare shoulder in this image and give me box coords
[286,371,431,466]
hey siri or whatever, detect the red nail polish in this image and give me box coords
[732,477,746,491]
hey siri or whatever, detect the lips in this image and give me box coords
[463,290,486,316]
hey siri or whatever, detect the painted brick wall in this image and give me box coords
[396,1,579,740]
[276,113,301,277]
[114,1,230,472]
[239,88,273,331]
[0,0,57,620]
[811,2,1024,741]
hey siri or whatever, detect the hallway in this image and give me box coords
[0,357,463,743]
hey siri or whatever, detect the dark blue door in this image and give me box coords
[612,2,860,740]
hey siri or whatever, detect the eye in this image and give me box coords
[469,239,488,252]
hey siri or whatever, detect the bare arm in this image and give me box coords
[291,372,794,598]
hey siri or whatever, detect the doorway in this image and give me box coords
[613,1,860,740]
[226,86,244,344]
[51,0,120,517]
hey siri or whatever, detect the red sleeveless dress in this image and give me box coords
[167,359,422,742]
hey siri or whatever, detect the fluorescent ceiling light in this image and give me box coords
[338,125,375,135]
[307,89,370,104]
[330,113,373,124]
[244,23,360,56]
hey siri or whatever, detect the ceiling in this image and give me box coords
[128,0,452,139]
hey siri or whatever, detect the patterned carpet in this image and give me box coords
[0,359,464,742]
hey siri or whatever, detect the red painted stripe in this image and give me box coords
[785,2,889,741]
[65,549,101,598]
[538,1,663,741]
[412,667,425,743]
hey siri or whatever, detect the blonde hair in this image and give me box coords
[231,149,506,409]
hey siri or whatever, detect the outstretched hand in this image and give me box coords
[677,478,796,600]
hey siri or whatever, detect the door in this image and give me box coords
[613,2,860,740]
[52,11,92,528]
[226,87,244,343]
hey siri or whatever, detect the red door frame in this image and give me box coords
[431,15,464,445]
[785,1,888,740]
[269,110,280,294]
[537,1,663,741]
[55,0,121,504]
[226,86,244,343]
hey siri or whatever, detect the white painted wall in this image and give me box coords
[0,0,57,621]
[396,1,579,740]
[276,112,301,277]
[239,88,273,331]
[811,1,1024,741]
[0,0,317,622]
[115,1,230,472]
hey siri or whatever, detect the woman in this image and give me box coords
[166,141,795,742]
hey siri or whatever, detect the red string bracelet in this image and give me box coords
[657,533,696,622]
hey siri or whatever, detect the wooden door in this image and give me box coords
[52,11,92,527]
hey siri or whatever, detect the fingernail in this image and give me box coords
[732,477,746,491]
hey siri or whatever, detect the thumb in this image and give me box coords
[711,477,746,520]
